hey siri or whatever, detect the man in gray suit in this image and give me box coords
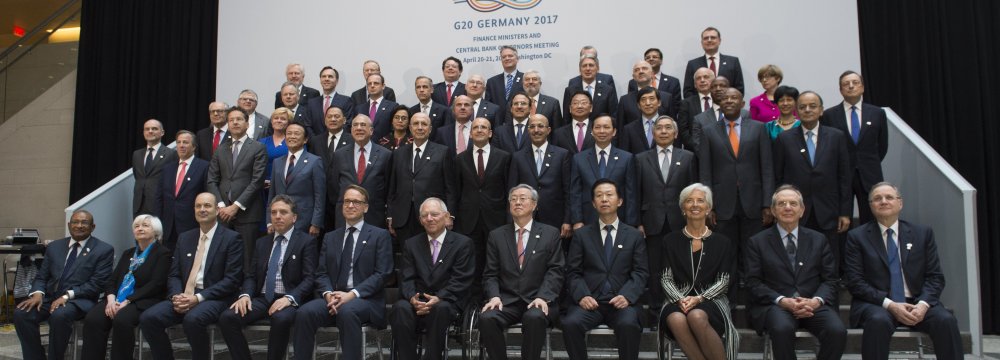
[237,89,270,140]
[15,210,115,360]
[268,123,325,236]
[133,118,177,217]
[207,107,268,270]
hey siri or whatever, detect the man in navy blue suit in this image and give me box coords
[268,123,325,236]
[410,75,453,140]
[14,210,115,360]
[563,55,617,120]
[844,182,962,360]
[157,130,209,249]
[358,74,399,142]
[566,46,616,90]
[272,63,320,109]
[628,48,682,104]
[293,185,394,360]
[219,195,316,360]
[509,114,573,238]
[485,45,524,114]
[683,27,744,98]
[562,179,648,360]
[570,115,638,228]
[305,66,355,136]
[433,57,466,106]
[140,192,244,360]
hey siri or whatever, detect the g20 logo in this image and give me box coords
[456,0,542,12]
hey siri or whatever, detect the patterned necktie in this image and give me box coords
[886,229,906,302]
[598,150,607,177]
[645,120,653,148]
[516,228,526,268]
[703,96,711,112]
[185,234,208,295]
[727,121,739,156]
[536,148,544,175]
[850,105,861,144]
[285,154,296,184]
[175,161,187,196]
[660,148,671,182]
[515,123,524,148]
[709,56,717,75]
[265,235,286,301]
[505,74,514,100]
[576,122,586,151]
[59,243,81,290]
[786,233,798,271]
[356,147,366,183]
[369,100,378,124]
[421,104,429,115]
[586,85,593,98]
[805,130,816,166]
[457,124,467,154]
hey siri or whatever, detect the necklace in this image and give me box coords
[683,226,710,240]
[778,118,795,127]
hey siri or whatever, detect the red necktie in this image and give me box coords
[517,228,525,268]
[703,96,711,112]
[212,129,222,152]
[174,162,187,197]
[446,83,453,105]
[357,147,366,183]
[709,56,717,75]
[477,149,485,180]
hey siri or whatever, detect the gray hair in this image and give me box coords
[869,181,902,200]
[132,214,164,241]
[679,183,714,211]
[508,184,539,202]
[420,197,449,214]
[771,184,804,206]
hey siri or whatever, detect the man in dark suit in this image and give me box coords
[485,45,524,114]
[455,117,512,291]
[305,66,355,136]
[410,75,452,140]
[821,70,888,225]
[350,60,397,105]
[566,46,616,90]
[683,27,745,98]
[745,186,846,360]
[207,107,268,270]
[433,56,466,106]
[570,115,638,227]
[358,74,399,142]
[219,195,317,360]
[676,67,715,150]
[553,91,596,155]
[268,123,325,236]
[196,101,230,161]
[307,105,352,232]
[279,82,314,134]
[388,113,457,244]
[237,89,270,141]
[433,95,475,156]
[699,87,773,298]
[133,118,178,217]
[563,179,648,360]
[140,192,244,360]
[563,54,617,120]
[618,61,679,128]
[513,71,563,128]
[390,198,475,360]
[628,48,682,104]
[14,210,115,360]
[509,114,572,238]
[272,63,321,108]
[480,184,565,360]
[774,91,852,264]
[634,116,697,308]
[492,91,533,153]
[293,185,394,360]
[333,114,392,228]
[157,130,209,249]
[689,76,738,153]
[844,182,962,360]
[466,74,501,125]
[618,87,674,155]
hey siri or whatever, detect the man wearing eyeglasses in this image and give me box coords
[236,89,269,140]
[196,101,230,161]
[332,114,392,228]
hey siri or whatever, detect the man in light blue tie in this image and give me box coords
[843,182,962,359]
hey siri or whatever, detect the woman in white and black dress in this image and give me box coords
[660,183,739,360]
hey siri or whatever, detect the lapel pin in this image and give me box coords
[159,155,164,158]
[535,234,540,238]
[866,121,872,125]
[675,161,681,165]
[597,93,603,97]
[598,80,603,84]
[532,250,536,254]
[186,177,191,181]
[541,101,546,105]
[614,156,619,160]
[547,153,551,157]
[426,156,431,160]
[798,262,803,266]
[292,255,296,259]
[545,163,550,167]
[723,62,728,65]
[800,149,806,153]
[516,77,521,82]
[617,244,623,248]
[438,259,443,263]
[86,247,90,252]
[303,159,308,163]
[362,241,367,245]
[187,253,192,257]
[906,243,912,250]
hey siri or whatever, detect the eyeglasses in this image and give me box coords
[775,201,801,208]
[509,196,535,203]
[870,195,900,203]
[344,199,368,207]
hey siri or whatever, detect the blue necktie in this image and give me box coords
[645,120,653,148]
[850,105,861,144]
[535,149,543,175]
[602,225,614,296]
[59,243,81,292]
[337,227,357,290]
[515,123,524,148]
[886,229,905,302]
[598,150,607,178]
[265,235,285,301]
[505,74,514,100]
[805,130,816,166]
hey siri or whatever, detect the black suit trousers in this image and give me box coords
[645,233,668,307]
[764,305,846,360]
[714,201,762,302]
[81,300,143,360]
[561,303,642,360]
[218,296,297,360]
[389,299,459,360]
[855,302,962,360]
[479,301,557,360]
[14,300,86,360]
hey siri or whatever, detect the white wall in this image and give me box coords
[216,0,860,113]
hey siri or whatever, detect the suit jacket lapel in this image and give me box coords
[434,234,457,269]
[795,231,813,276]
[521,226,543,272]
[717,121,738,159]
[899,223,911,270]
[352,225,370,264]
[793,128,812,166]
[867,223,889,267]
[859,105,874,140]
[587,150,600,177]
[768,229,794,274]
[283,232,302,264]
[505,226,520,270]
[287,154,308,182]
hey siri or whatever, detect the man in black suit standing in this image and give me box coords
[279,83,313,133]
[676,67,715,150]
[207,107,268,270]
[14,210,115,360]
[492,91,533,153]
[570,115,638,227]
[509,114,572,238]
[308,105,352,232]
[140,192,244,360]
[390,198,475,360]
[628,48,682,106]
[774,91,853,263]
[566,46,616,89]
[273,63,321,109]
[433,56,466,106]
[745,186,846,360]
[236,90,269,141]
[293,185,394,360]
[410,76,452,137]
[480,184,564,360]
[466,74,501,125]
[690,76,737,153]
[333,114,392,228]
[456,117,511,296]
[218,195,317,360]
[563,54,617,120]
[433,95,475,156]
[844,182,962,359]
[350,60,397,105]
[619,87,670,155]
[196,101,229,161]
[158,130,209,249]
[618,61,678,128]
[133,118,177,217]
[553,91,596,155]
[306,66,355,136]
[388,112,458,244]
[683,27,744,98]
[634,116,697,308]
[485,45,524,114]
[562,179,648,360]
[358,74,399,142]
[821,70,888,225]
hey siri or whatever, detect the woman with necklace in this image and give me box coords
[660,183,739,360]
[81,215,171,360]
[765,86,802,140]
[377,105,414,151]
